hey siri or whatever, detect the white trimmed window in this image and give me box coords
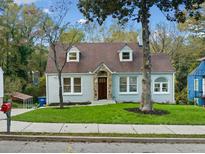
[119,76,137,94]
[119,45,133,62]
[63,77,81,94]
[67,46,80,62]
[194,79,199,91]
[69,52,77,60]
[122,52,130,60]
[154,77,169,94]
[120,52,133,61]
[63,78,71,93]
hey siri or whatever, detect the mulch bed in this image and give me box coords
[125,108,169,115]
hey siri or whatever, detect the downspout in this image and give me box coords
[173,72,175,103]
[45,73,49,104]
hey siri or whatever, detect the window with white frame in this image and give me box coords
[67,46,80,62]
[119,76,137,93]
[194,79,199,91]
[74,78,81,93]
[122,52,130,60]
[63,78,71,93]
[69,52,77,60]
[63,77,81,94]
[119,45,133,62]
[154,77,169,94]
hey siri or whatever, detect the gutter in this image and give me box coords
[0,135,205,144]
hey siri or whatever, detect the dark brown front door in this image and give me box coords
[98,77,107,100]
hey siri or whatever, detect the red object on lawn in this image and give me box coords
[0,103,12,113]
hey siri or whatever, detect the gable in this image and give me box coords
[66,46,80,62]
[118,45,133,62]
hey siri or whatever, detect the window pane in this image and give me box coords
[155,77,167,82]
[63,78,71,93]
[130,85,137,92]
[69,53,77,60]
[130,77,137,85]
[122,52,130,60]
[194,79,198,91]
[120,85,127,92]
[120,77,127,85]
[64,86,71,93]
[162,83,168,92]
[129,77,137,92]
[154,83,160,92]
[74,78,81,93]
[64,78,70,85]
[120,77,127,92]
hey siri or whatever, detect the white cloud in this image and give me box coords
[43,8,51,14]
[14,0,40,5]
[77,19,88,25]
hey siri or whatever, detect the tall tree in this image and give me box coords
[150,23,185,58]
[179,3,205,37]
[78,0,204,112]
[41,0,82,108]
[105,21,138,42]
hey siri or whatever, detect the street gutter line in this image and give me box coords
[1,135,205,144]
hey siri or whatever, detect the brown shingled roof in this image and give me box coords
[46,42,175,73]
[12,92,33,101]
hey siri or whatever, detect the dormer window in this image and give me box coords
[119,45,133,62]
[122,52,131,60]
[69,52,77,61]
[67,46,80,62]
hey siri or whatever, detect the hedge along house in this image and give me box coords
[188,57,205,106]
[0,67,3,105]
[45,43,175,104]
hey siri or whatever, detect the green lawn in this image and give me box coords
[12,103,205,125]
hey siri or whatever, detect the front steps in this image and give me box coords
[90,99,116,106]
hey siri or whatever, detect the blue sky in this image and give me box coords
[14,0,174,30]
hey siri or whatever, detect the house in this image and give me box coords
[188,57,205,106]
[0,67,3,105]
[45,43,175,104]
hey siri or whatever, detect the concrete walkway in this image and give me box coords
[1,120,205,134]
[0,109,33,120]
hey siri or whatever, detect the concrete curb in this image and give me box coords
[0,135,205,143]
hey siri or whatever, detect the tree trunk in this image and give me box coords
[140,0,152,112]
[58,71,64,109]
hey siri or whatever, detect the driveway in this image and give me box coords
[0,109,33,120]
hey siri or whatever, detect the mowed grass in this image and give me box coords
[12,103,205,125]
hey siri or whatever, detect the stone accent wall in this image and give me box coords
[93,64,112,100]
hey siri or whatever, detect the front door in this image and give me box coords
[98,77,107,100]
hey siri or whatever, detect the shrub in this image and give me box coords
[24,76,46,100]
[175,88,188,104]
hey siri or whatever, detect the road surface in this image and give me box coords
[0,140,205,153]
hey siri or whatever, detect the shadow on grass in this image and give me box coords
[124,108,170,115]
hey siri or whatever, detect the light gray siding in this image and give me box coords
[46,72,175,104]
[151,73,175,103]
[112,73,142,102]
[112,73,175,103]
[46,73,94,104]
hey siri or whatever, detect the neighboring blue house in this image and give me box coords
[188,57,205,106]
[45,43,175,104]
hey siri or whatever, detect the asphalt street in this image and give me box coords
[1,140,205,153]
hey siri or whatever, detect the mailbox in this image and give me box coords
[1,103,12,113]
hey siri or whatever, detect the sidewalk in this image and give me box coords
[1,120,205,134]
[1,109,205,135]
